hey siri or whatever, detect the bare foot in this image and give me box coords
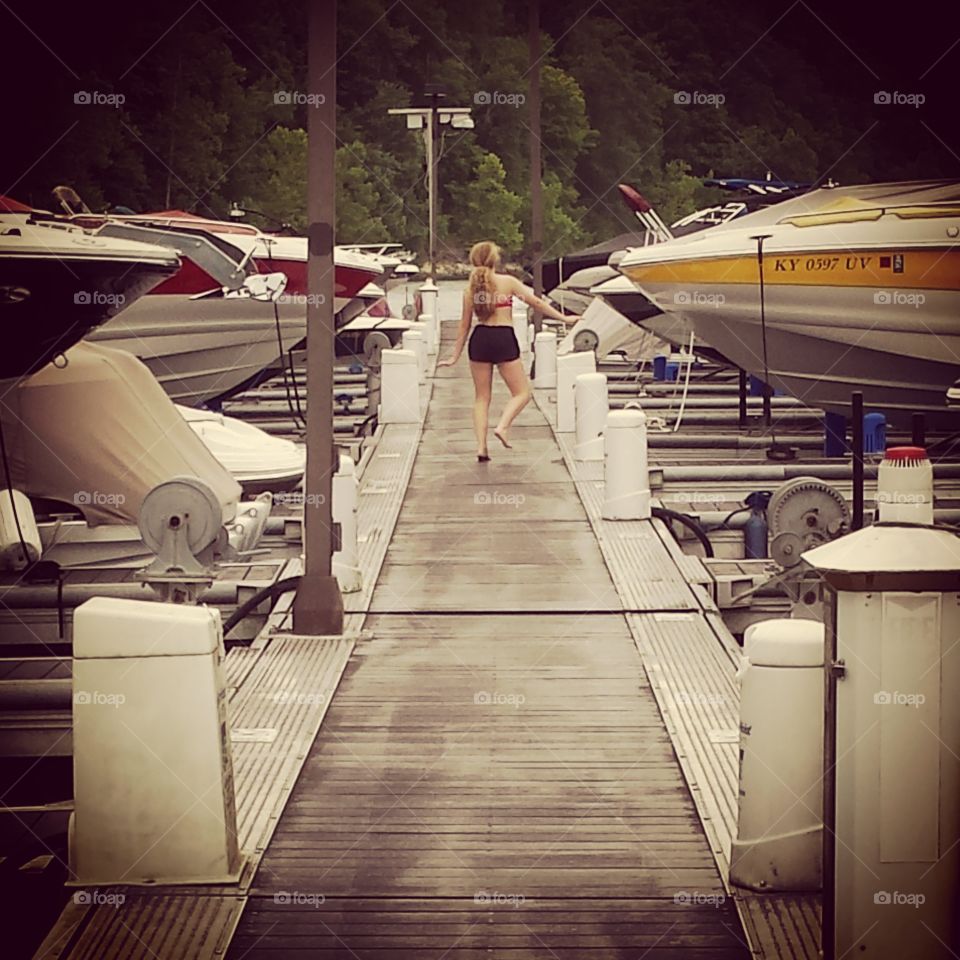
[493,428,512,449]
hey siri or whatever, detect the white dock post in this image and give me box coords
[556,351,596,432]
[417,313,437,354]
[379,348,420,424]
[573,372,608,461]
[402,327,427,383]
[332,452,362,593]
[0,488,41,569]
[731,619,825,891]
[533,330,557,389]
[602,408,651,520]
[418,278,439,324]
[418,279,439,350]
[512,305,530,352]
[70,597,241,885]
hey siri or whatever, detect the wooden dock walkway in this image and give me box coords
[227,322,750,958]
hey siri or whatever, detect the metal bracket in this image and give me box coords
[830,659,846,681]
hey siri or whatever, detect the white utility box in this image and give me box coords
[70,597,241,885]
[805,523,960,959]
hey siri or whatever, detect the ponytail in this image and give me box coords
[467,240,500,322]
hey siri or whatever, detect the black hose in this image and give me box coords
[354,412,378,437]
[651,506,715,558]
[265,243,305,427]
[223,575,302,636]
[719,505,751,529]
[0,416,32,573]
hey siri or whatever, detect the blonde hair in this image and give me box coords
[467,240,501,322]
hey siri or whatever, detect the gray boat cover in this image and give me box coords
[0,342,241,525]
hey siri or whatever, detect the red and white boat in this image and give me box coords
[112,210,384,314]
[74,215,304,407]
[50,202,384,406]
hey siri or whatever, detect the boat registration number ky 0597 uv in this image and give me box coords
[773,255,880,272]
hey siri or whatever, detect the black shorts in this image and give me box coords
[468,324,520,363]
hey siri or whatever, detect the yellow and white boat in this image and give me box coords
[618,180,960,424]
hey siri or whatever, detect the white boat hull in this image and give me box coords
[179,406,305,492]
[638,282,959,423]
[618,181,960,424]
[675,284,958,420]
[558,298,661,361]
[88,296,307,406]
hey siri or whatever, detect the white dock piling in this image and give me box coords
[556,351,596,432]
[418,279,438,328]
[602,408,651,520]
[574,372,608,461]
[379,348,420,423]
[533,330,557,389]
[417,313,437,354]
[402,327,427,383]
[332,453,362,593]
[731,618,824,892]
[512,305,530,352]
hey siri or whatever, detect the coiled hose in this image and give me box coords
[651,506,714,558]
[223,575,302,636]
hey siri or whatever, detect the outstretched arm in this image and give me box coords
[437,289,473,366]
[510,276,579,323]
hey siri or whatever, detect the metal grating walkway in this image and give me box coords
[32,370,429,960]
[537,379,822,958]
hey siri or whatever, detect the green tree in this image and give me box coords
[240,126,307,231]
[335,140,391,242]
[644,159,706,227]
[448,152,523,253]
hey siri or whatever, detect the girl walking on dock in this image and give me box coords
[439,240,577,461]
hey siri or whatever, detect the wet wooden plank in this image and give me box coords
[232,898,751,958]
[240,615,730,905]
[383,520,613,566]
[397,482,589,522]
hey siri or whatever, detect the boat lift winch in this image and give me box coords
[136,476,227,603]
[767,477,852,619]
[768,476,851,569]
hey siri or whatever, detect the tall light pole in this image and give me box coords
[424,84,443,280]
[294,0,343,635]
[389,94,472,277]
[529,0,544,331]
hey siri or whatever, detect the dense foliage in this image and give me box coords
[2,0,955,263]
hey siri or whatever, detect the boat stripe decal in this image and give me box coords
[620,248,960,291]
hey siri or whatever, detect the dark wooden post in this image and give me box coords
[294,0,344,634]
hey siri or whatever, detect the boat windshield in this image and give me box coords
[704,179,960,234]
[781,203,960,227]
